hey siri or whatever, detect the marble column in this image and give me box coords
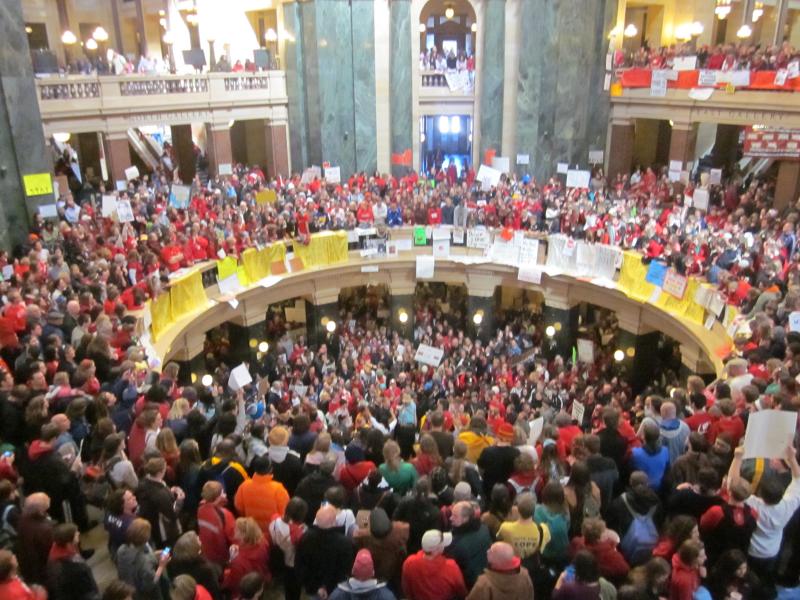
[305,299,339,347]
[351,0,377,174]
[775,160,800,211]
[543,304,579,360]
[283,1,309,172]
[390,294,415,339]
[105,134,131,184]
[133,0,148,58]
[515,0,617,181]
[0,0,55,251]
[607,119,635,180]
[479,0,506,163]
[617,329,660,394]
[389,0,412,177]
[205,124,232,174]
[668,122,697,170]
[265,121,290,179]
[171,124,195,183]
[228,321,268,366]
[467,294,495,343]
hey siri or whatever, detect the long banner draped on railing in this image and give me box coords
[618,68,800,92]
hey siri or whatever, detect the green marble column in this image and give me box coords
[284,0,377,178]
[478,0,506,163]
[0,0,54,251]
[389,0,412,177]
[283,1,309,172]
[515,0,617,181]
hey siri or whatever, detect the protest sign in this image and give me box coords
[743,410,797,459]
[228,363,253,391]
[414,343,445,367]
[416,256,435,279]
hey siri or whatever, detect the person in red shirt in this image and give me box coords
[684,393,713,437]
[0,550,46,600]
[569,518,630,585]
[3,291,27,334]
[197,481,236,568]
[669,540,706,600]
[707,398,745,446]
[556,412,583,461]
[401,529,467,600]
[356,200,374,226]
[427,204,442,225]
[160,236,185,272]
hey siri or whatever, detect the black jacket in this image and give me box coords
[167,557,222,598]
[296,526,355,594]
[46,555,100,600]
[135,477,180,548]
[446,517,492,588]
[295,470,337,525]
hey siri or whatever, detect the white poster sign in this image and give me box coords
[588,150,604,164]
[324,166,341,183]
[467,228,491,249]
[709,169,722,185]
[101,194,118,217]
[433,240,450,258]
[571,400,586,423]
[518,265,542,284]
[116,199,134,222]
[414,343,444,367]
[576,338,595,364]
[416,255,435,279]
[528,417,544,445]
[556,163,569,174]
[565,170,591,189]
[228,363,253,391]
[124,166,140,181]
[171,184,191,209]
[476,165,502,188]
[218,163,233,175]
[693,188,710,211]
[789,311,800,333]
[673,55,697,71]
[516,154,530,165]
[743,410,797,459]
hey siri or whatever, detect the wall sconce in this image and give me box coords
[473,311,484,325]
[326,320,337,333]
[623,23,638,38]
[614,349,625,362]
[258,341,269,352]
[398,310,409,323]
[545,325,556,337]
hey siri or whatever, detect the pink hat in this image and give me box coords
[351,549,375,580]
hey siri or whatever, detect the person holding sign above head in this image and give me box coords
[727,443,800,598]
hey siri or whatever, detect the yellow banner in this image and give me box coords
[293,231,349,269]
[149,293,173,342]
[23,173,53,196]
[169,270,207,320]
[216,256,238,281]
[255,189,277,204]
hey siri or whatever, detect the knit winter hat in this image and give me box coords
[351,549,375,580]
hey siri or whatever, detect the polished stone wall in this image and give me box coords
[0,0,53,251]
[514,0,618,180]
[283,0,377,177]
[478,0,506,162]
[389,0,412,177]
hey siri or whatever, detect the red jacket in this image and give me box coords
[0,577,46,600]
[402,551,467,600]
[339,461,376,491]
[197,501,236,566]
[570,537,630,583]
[669,553,700,600]
[708,415,745,446]
[223,541,271,596]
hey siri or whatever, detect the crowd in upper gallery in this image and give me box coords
[615,40,798,71]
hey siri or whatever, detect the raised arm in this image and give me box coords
[726,444,744,493]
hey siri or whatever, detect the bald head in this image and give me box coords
[487,542,516,569]
[51,414,70,432]
[24,492,50,515]
[66,300,80,317]
[660,401,677,420]
[315,504,337,529]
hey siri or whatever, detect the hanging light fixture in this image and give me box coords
[201,374,213,387]
[623,23,638,38]
[472,311,484,325]
[752,1,764,22]
[258,341,269,353]
[445,5,455,20]
[92,26,109,42]
[61,30,77,45]
[690,21,704,37]
[614,349,625,362]
[418,22,426,33]
[85,38,98,50]
[265,28,278,42]
[715,0,731,20]
[736,24,753,38]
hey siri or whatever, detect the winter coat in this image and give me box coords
[329,579,397,600]
[466,566,534,600]
[296,526,355,594]
[446,517,492,588]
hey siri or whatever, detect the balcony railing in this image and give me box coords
[419,70,474,100]
[35,71,288,128]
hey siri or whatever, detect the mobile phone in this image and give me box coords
[162,547,171,555]
[1,451,12,458]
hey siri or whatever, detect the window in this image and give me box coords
[438,115,450,134]
[450,116,461,134]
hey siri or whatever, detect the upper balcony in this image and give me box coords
[610,67,800,129]
[35,71,289,135]
[418,69,475,114]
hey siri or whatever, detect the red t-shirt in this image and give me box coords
[401,552,467,600]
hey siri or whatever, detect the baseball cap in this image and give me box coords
[421,529,452,553]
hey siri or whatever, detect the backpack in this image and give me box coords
[82,455,124,506]
[618,494,658,566]
[0,504,16,550]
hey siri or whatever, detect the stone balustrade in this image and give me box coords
[35,71,288,135]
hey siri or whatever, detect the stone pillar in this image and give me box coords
[205,124,232,174]
[389,0,412,177]
[0,0,55,251]
[616,329,660,394]
[305,298,339,347]
[679,343,715,381]
[228,320,268,366]
[775,160,800,211]
[389,279,415,340]
[668,122,697,170]
[170,124,195,183]
[265,121,290,179]
[172,333,207,386]
[543,304,579,360]
[607,119,635,180]
[478,0,506,163]
[105,133,132,184]
[467,294,495,343]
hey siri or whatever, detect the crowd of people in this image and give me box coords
[419,47,475,75]
[0,153,798,600]
[616,40,798,72]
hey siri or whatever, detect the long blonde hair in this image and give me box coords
[382,440,402,472]
[167,398,190,420]
[235,517,264,546]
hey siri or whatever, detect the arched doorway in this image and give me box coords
[412,0,481,174]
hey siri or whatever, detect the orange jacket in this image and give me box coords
[233,473,289,531]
